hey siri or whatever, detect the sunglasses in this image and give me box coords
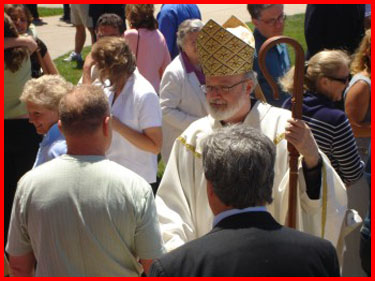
[325,75,350,84]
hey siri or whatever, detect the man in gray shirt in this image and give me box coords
[6,85,165,277]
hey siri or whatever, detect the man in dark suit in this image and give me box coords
[150,125,341,277]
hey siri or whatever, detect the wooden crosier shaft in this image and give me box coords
[258,36,305,228]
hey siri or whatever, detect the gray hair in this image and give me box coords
[59,85,110,136]
[244,71,258,92]
[202,124,275,208]
[176,19,204,49]
[247,4,283,19]
[20,75,74,111]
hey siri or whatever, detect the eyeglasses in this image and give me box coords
[325,75,350,84]
[259,13,286,26]
[201,79,249,94]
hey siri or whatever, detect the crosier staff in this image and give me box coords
[258,36,304,229]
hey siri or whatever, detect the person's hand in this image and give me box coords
[285,118,320,169]
[22,36,38,53]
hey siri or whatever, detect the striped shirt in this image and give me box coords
[283,91,363,184]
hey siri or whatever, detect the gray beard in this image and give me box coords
[208,93,247,121]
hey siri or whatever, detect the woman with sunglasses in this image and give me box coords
[281,50,363,186]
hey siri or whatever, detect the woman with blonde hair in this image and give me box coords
[344,29,371,161]
[124,4,171,93]
[281,50,363,185]
[92,37,162,190]
[20,75,73,167]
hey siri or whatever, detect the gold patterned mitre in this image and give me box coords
[197,16,255,77]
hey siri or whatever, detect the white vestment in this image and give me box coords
[156,101,354,257]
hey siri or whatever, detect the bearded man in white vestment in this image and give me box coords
[155,17,357,264]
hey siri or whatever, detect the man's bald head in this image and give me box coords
[59,85,110,137]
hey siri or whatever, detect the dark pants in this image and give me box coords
[360,233,371,276]
[24,4,39,19]
[63,4,70,20]
[4,119,41,246]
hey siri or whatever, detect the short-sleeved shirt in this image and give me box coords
[33,123,67,168]
[6,154,165,276]
[104,70,162,183]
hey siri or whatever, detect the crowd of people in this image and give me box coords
[4,4,371,277]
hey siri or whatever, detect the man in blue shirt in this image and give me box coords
[157,4,201,59]
[247,4,290,107]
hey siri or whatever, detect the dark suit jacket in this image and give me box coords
[150,212,340,277]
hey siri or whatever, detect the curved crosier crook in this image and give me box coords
[258,36,305,229]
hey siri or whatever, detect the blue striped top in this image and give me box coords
[283,91,364,184]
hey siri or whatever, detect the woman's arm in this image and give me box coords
[42,51,59,75]
[345,80,371,138]
[112,117,162,154]
[4,36,37,53]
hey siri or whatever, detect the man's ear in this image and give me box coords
[252,18,260,29]
[206,180,216,214]
[207,180,215,198]
[319,77,329,88]
[246,79,254,96]
[103,116,111,137]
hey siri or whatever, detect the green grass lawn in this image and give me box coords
[53,13,306,177]
[54,47,92,85]
[38,7,63,18]
[283,13,307,64]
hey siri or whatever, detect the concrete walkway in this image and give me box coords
[36,4,306,59]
